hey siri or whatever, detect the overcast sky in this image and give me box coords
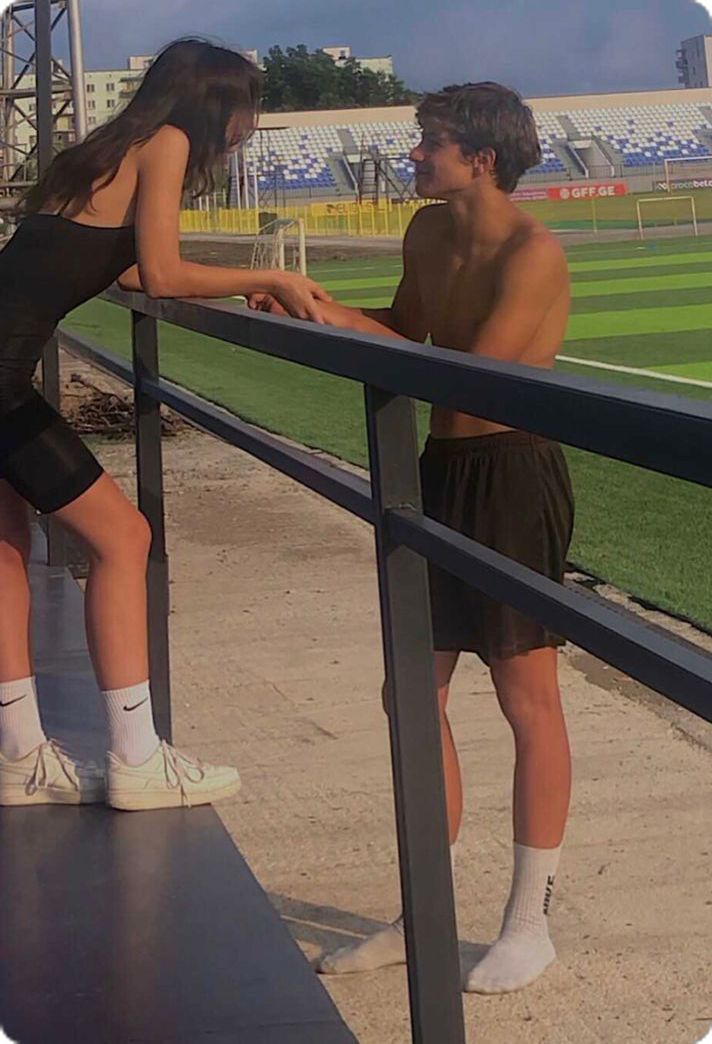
[82,0,712,97]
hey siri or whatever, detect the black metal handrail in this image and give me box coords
[55,289,712,1044]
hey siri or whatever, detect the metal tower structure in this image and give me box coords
[1,0,88,565]
[1,0,87,206]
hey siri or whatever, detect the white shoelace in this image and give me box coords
[159,741,206,808]
[27,739,80,795]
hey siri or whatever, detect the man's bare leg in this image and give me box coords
[317,651,461,974]
[465,647,571,993]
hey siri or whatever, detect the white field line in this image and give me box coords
[558,355,712,389]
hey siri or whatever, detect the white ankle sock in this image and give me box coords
[318,915,406,975]
[317,842,458,976]
[103,681,160,766]
[0,676,47,760]
[464,842,561,994]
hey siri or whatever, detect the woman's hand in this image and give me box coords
[267,271,332,322]
[248,294,366,334]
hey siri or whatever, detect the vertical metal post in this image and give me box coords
[66,0,88,142]
[364,386,466,1044]
[242,151,250,209]
[298,218,307,276]
[34,0,53,175]
[132,311,172,741]
[234,152,242,209]
[277,227,286,271]
[36,0,66,566]
[1,12,15,187]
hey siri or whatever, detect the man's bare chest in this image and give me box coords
[416,252,499,347]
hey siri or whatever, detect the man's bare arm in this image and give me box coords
[251,206,436,339]
[465,234,569,362]
[316,301,405,338]
[352,207,432,339]
[360,306,394,327]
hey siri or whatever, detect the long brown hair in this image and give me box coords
[20,37,262,216]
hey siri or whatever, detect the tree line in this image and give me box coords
[261,45,419,112]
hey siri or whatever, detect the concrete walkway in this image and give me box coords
[92,428,712,1044]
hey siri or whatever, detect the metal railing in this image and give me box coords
[55,290,712,1044]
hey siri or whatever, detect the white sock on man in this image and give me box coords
[103,680,160,766]
[0,676,47,760]
[317,842,459,975]
[464,841,561,994]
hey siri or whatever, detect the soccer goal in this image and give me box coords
[636,196,699,240]
[663,155,712,191]
[250,217,308,275]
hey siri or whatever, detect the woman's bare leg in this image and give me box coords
[0,481,46,760]
[0,481,33,682]
[52,472,152,691]
[49,471,239,808]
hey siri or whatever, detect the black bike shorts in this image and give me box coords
[0,391,104,514]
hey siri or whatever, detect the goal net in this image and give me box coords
[250,217,307,275]
[636,195,699,239]
[663,155,712,191]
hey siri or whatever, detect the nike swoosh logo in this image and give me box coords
[0,696,27,708]
[123,698,149,712]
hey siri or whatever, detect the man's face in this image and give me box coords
[410,123,478,199]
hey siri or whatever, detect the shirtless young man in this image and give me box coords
[252,82,574,994]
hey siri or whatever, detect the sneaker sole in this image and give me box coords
[0,784,105,807]
[106,776,241,812]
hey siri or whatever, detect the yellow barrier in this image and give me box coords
[179,199,430,238]
[179,191,712,239]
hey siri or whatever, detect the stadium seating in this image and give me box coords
[567,102,712,168]
[245,100,712,195]
[249,124,343,191]
[532,112,568,174]
[347,120,420,183]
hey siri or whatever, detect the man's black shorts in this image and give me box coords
[419,430,574,665]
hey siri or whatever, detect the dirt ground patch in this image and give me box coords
[180,234,402,268]
[79,423,711,1044]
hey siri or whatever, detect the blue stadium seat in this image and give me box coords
[566,102,711,168]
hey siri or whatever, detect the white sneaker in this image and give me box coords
[105,740,241,811]
[0,739,105,806]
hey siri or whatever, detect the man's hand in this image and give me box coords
[247,292,287,316]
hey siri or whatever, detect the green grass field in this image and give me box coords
[64,232,712,631]
[521,189,712,232]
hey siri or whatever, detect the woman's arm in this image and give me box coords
[130,126,330,320]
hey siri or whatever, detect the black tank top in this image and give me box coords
[0,213,136,348]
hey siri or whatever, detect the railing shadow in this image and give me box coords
[269,893,490,971]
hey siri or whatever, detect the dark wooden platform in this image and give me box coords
[0,527,356,1044]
